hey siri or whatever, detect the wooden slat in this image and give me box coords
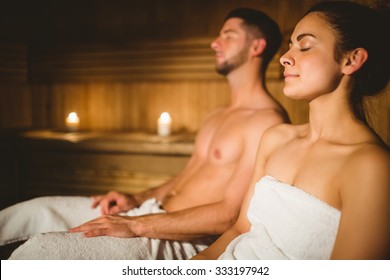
[30,39,218,82]
[19,144,190,198]
[29,38,282,82]
[0,44,28,82]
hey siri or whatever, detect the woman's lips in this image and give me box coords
[283,72,299,79]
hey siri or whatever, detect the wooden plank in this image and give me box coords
[29,38,282,82]
[0,44,28,82]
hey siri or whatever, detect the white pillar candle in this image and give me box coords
[65,112,80,132]
[157,112,172,136]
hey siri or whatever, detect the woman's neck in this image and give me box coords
[306,90,367,144]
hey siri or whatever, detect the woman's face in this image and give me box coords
[280,12,344,101]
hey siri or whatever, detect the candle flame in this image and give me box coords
[160,112,171,122]
[67,112,79,123]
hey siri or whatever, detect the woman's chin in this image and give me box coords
[283,90,301,100]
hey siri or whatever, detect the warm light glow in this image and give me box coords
[157,112,172,136]
[159,112,171,123]
[67,112,80,124]
[66,112,80,131]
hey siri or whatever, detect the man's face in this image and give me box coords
[211,18,251,76]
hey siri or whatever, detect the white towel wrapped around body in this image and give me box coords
[2,197,215,259]
[219,175,341,260]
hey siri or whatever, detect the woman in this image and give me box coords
[193,1,390,260]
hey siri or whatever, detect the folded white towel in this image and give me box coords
[9,231,214,260]
[7,198,216,260]
[0,196,100,246]
[219,176,341,260]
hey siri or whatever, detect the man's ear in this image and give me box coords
[342,48,368,75]
[251,38,267,57]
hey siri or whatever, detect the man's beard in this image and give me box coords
[215,47,249,76]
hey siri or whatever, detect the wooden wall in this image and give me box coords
[0,0,388,144]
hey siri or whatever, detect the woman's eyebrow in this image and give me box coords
[289,33,316,44]
[297,33,316,41]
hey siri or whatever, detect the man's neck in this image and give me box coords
[226,65,269,108]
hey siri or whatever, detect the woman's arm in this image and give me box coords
[331,147,390,259]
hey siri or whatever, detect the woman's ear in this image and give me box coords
[251,38,267,57]
[342,48,368,75]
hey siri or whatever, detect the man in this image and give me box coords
[1,8,288,259]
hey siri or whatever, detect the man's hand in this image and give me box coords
[69,215,139,238]
[91,191,138,215]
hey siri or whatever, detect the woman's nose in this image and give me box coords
[279,53,293,67]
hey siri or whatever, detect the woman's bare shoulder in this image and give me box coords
[341,143,390,202]
[353,142,389,172]
[334,141,390,260]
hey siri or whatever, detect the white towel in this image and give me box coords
[0,196,100,246]
[219,176,341,260]
[9,231,215,260]
[7,198,216,259]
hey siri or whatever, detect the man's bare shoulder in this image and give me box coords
[244,106,285,119]
[231,106,289,134]
[254,123,305,156]
[202,107,226,122]
[262,123,304,144]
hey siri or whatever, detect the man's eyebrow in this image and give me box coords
[288,33,316,44]
[222,29,237,34]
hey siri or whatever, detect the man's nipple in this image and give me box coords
[214,149,222,159]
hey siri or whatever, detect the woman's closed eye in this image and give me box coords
[300,47,311,52]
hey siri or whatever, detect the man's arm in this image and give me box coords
[191,176,258,259]
[71,115,284,241]
[91,155,198,215]
[70,144,256,239]
[90,110,222,215]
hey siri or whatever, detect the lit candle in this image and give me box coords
[65,112,80,132]
[157,112,172,136]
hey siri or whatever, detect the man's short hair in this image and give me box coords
[225,7,282,69]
